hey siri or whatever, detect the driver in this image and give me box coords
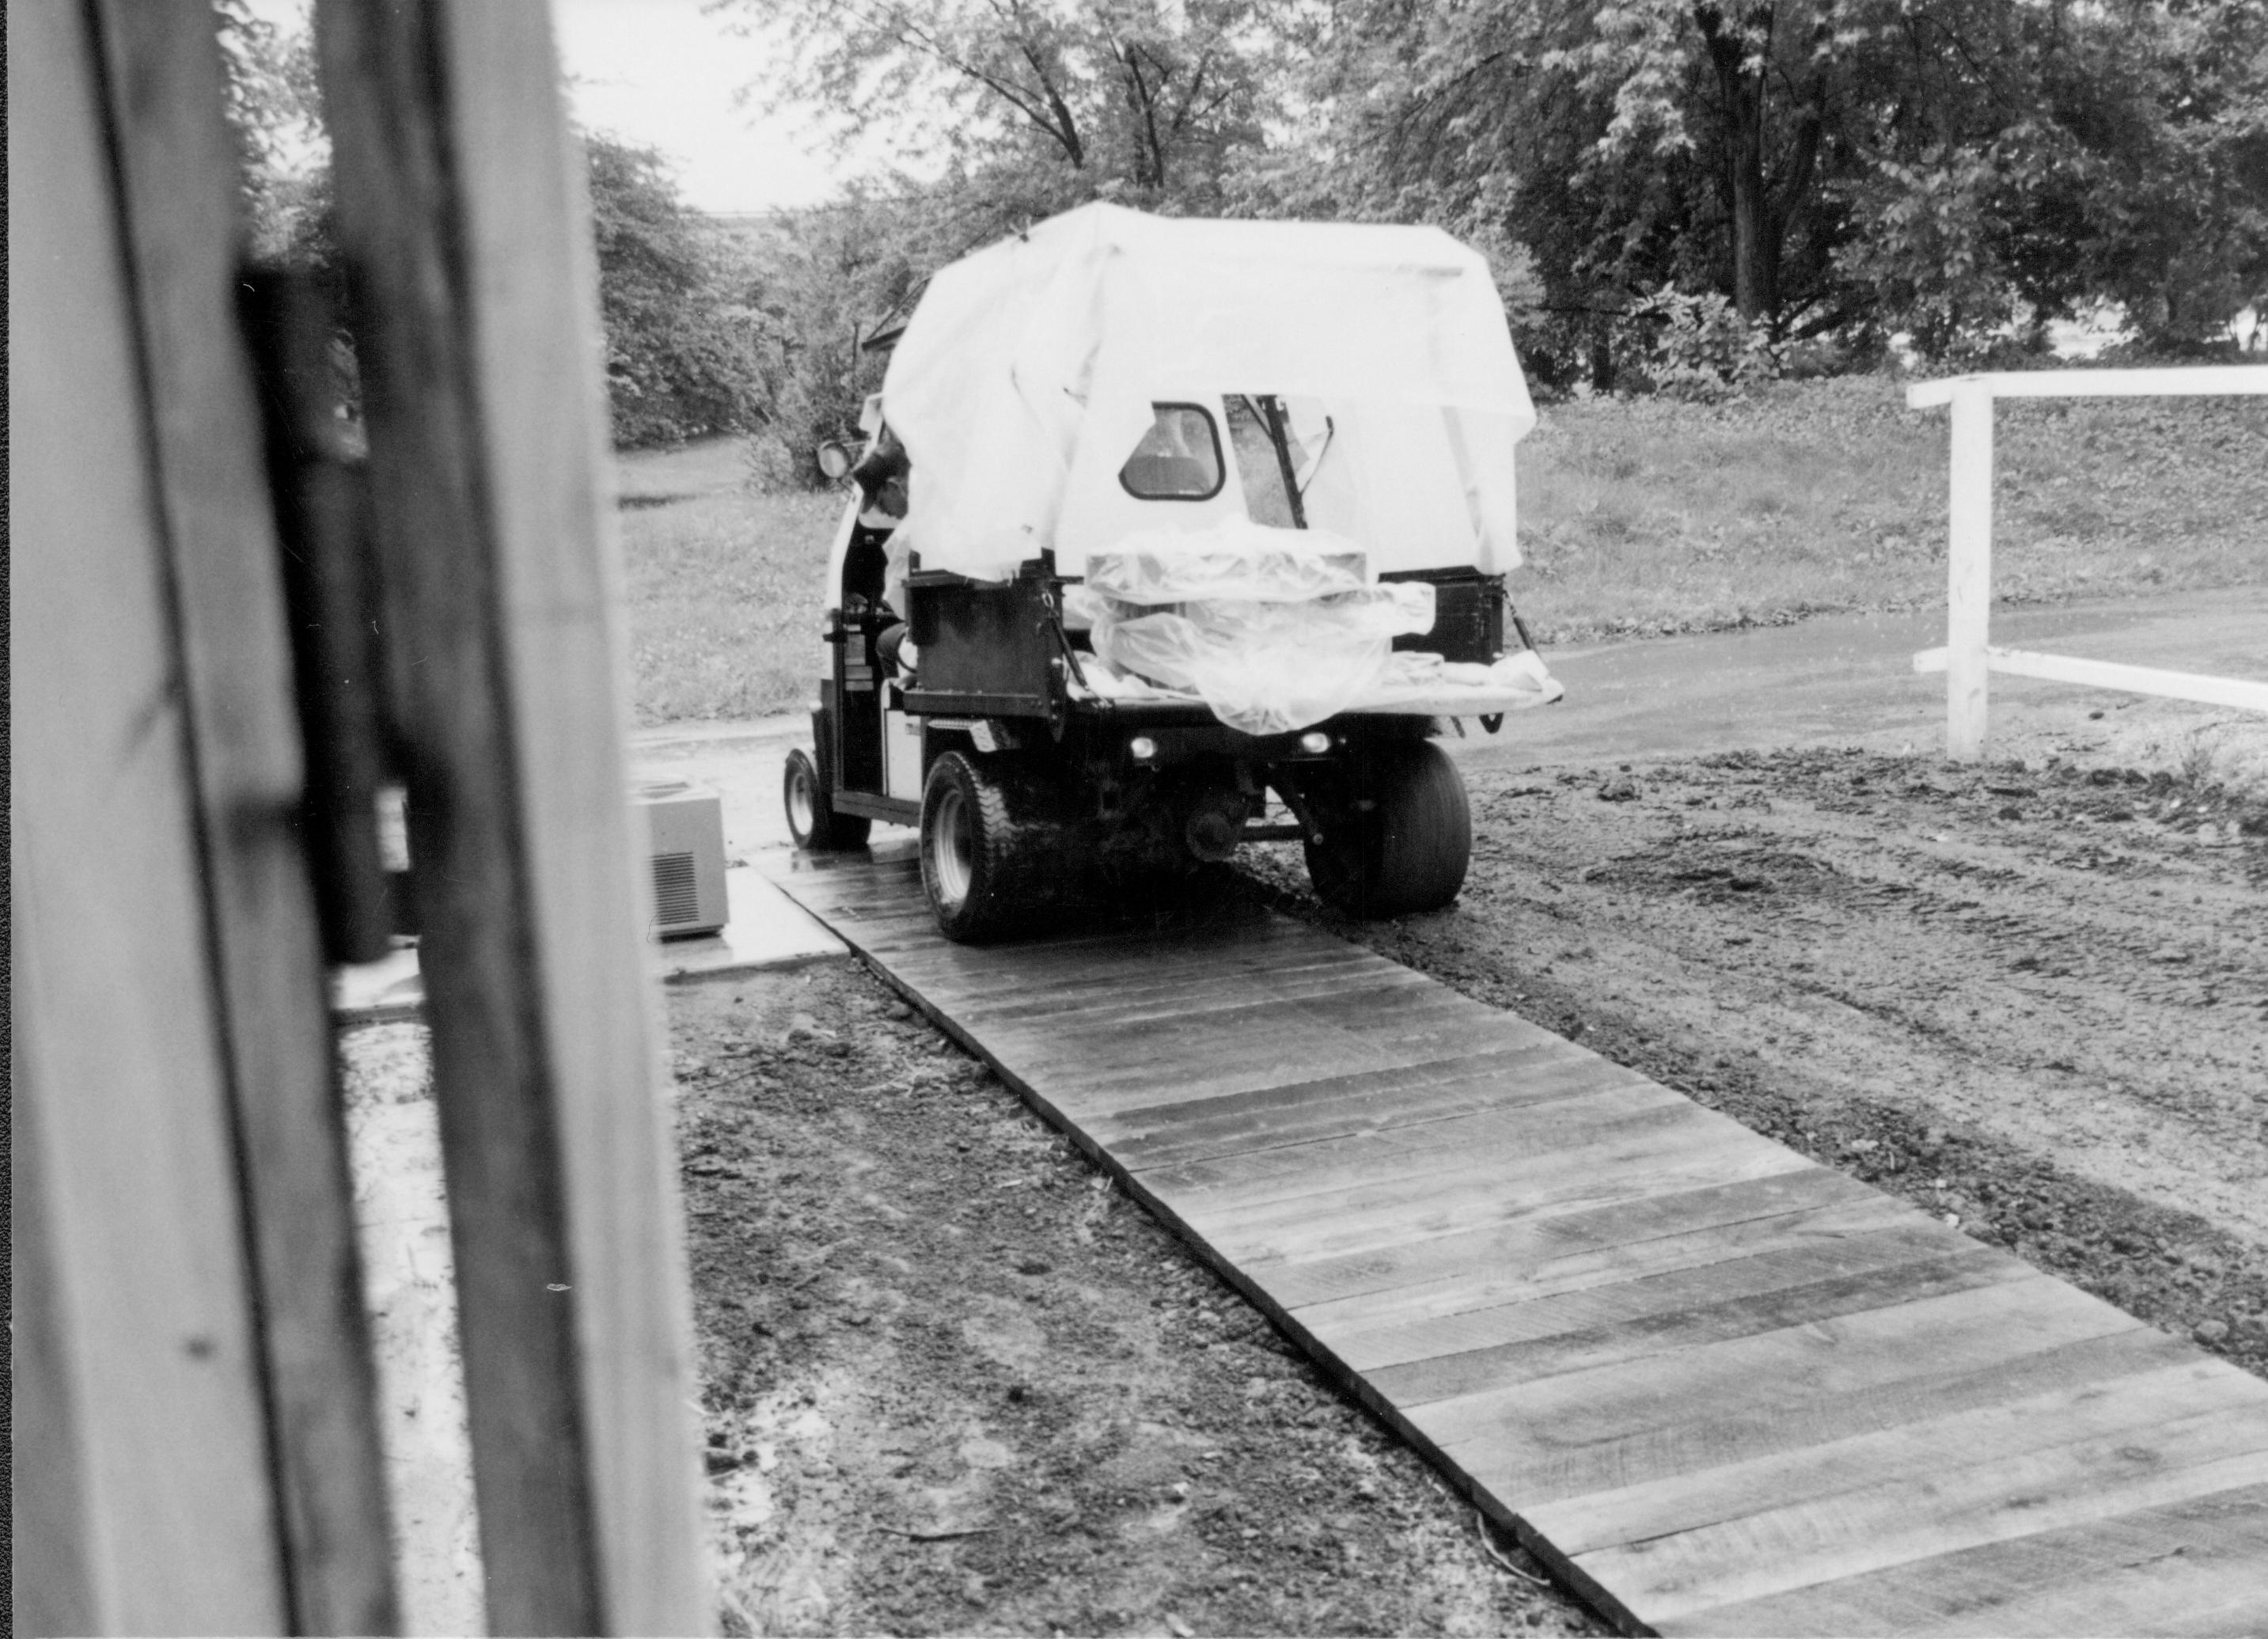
[848,425,916,678]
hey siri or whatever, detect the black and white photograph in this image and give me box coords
[12,0,2266,1632]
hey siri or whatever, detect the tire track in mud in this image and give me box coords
[1244,746,2268,1380]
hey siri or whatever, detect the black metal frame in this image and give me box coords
[1382,567,1508,666]
[822,553,1532,821]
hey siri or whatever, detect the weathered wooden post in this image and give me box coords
[14,2,398,1629]
[313,0,712,1630]
[15,0,713,1628]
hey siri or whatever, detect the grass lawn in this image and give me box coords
[615,378,2266,724]
[614,438,836,726]
[1516,375,2268,643]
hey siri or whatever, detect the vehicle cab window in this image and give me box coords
[1117,403,1224,500]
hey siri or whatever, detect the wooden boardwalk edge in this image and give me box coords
[763,846,2268,1638]
[766,853,1663,1628]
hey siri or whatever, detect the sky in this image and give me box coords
[247,0,854,211]
[548,0,844,211]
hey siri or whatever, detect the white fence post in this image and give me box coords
[1913,366,2267,750]
[1945,383,1994,760]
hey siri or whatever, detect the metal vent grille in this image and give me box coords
[651,851,700,927]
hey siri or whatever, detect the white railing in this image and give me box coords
[1906,366,2268,758]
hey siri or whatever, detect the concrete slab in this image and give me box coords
[652,861,847,981]
[331,865,846,1024]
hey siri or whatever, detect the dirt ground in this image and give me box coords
[1246,746,2268,1384]
[678,738,2268,1635]
[673,967,1604,1636]
[343,720,2268,1637]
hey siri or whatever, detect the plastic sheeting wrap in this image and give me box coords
[1087,529,1368,605]
[1064,523,1436,734]
[1367,647,1565,707]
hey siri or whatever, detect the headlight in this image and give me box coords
[1129,735,1158,761]
[1299,731,1332,755]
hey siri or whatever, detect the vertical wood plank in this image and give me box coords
[12,1055,101,1639]
[86,2,401,1627]
[311,0,711,1630]
[434,7,713,1630]
[1945,384,1993,761]
[8,1,289,1627]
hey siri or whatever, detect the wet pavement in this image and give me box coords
[635,586,2268,851]
[1456,586,2268,772]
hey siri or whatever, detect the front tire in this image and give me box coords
[1303,739,1470,917]
[920,751,1078,942]
[784,744,870,850]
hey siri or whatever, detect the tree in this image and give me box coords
[1276,0,2268,371]
[721,0,1275,211]
[583,134,775,446]
[214,0,325,259]
[215,3,779,451]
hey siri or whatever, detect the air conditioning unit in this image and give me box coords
[635,780,729,939]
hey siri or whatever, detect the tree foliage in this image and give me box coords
[218,0,2266,466]
[585,135,776,447]
[213,0,325,260]
[215,6,779,449]
[1274,0,2268,375]
[724,0,1276,208]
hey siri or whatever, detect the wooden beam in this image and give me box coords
[9,2,289,1627]
[311,1,711,1631]
[1913,645,2268,713]
[1907,365,2268,407]
[86,2,401,1627]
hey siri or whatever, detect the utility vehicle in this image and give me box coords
[782,204,1561,940]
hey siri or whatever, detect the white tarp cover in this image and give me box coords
[882,203,1536,583]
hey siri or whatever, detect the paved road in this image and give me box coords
[1457,585,2268,772]
[633,586,2268,853]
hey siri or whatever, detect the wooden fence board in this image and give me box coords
[89,2,400,1625]
[765,848,2268,1636]
[317,1,709,1628]
[11,5,290,1622]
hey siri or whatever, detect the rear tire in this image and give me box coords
[784,742,870,850]
[920,751,1079,941]
[1303,739,1470,917]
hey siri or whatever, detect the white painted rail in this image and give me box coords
[1906,366,2268,758]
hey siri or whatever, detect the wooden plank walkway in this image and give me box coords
[765,844,2268,1636]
